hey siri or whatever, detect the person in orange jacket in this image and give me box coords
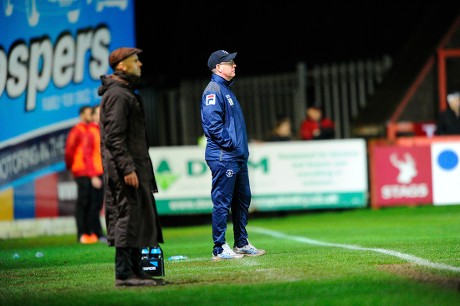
[65,105,98,244]
[84,104,106,242]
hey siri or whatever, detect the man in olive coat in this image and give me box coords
[98,47,164,287]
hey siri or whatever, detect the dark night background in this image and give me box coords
[134,1,459,88]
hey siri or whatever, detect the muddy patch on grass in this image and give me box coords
[379,264,460,291]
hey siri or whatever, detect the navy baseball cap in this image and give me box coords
[207,50,237,70]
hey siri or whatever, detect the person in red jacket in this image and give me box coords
[65,105,98,244]
[299,105,336,140]
[84,104,106,242]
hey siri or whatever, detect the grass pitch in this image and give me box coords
[1,205,460,305]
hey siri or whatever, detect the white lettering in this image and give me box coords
[74,30,92,83]
[0,26,110,111]
[143,267,158,271]
[381,184,429,199]
[0,50,6,96]
[7,44,28,98]
[89,26,111,80]
[27,39,53,111]
[53,34,75,88]
[0,134,66,182]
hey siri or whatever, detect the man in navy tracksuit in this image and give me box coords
[201,50,265,260]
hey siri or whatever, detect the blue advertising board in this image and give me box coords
[0,0,136,219]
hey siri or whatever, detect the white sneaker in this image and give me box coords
[233,240,265,256]
[212,243,244,260]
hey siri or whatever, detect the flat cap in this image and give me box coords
[109,47,142,69]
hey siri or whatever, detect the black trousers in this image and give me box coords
[115,247,143,280]
[75,176,92,239]
[89,175,104,238]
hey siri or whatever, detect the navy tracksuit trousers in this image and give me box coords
[207,160,251,255]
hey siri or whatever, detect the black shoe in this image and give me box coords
[135,272,153,280]
[135,273,168,286]
[115,275,159,287]
[152,278,167,286]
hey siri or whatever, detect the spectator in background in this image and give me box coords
[436,91,460,135]
[84,104,106,243]
[65,105,98,244]
[299,104,335,140]
[266,114,294,141]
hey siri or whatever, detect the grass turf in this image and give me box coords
[1,205,460,305]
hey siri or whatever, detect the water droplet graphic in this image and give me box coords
[35,252,44,258]
[12,253,19,259]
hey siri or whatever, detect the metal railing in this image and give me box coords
[142,55,392,146]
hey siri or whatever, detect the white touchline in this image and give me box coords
[250,227,460,273]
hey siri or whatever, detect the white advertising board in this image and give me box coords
[149,139,368,214]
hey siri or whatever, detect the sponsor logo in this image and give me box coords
[225,94,234,106]
[437,149,458,170]
[226,169,234,177]
[206,94,215,105]
[381,152,428,200]
[155,160,180,191]
[390,152,417,184]
[143,267,158,271]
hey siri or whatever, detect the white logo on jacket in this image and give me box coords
[225,95,234,106]
[206,94,216,105]
[226,169,234,177]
